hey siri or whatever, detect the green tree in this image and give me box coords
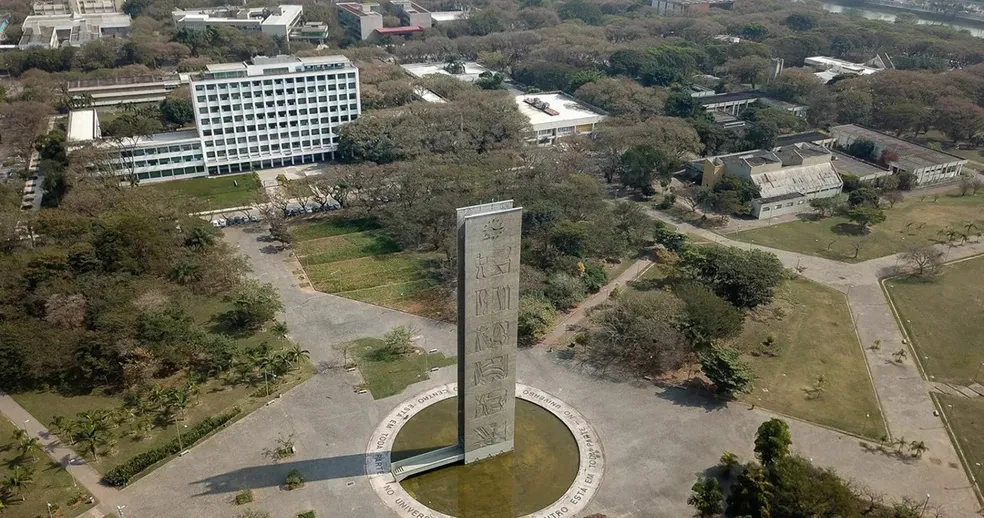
[847,207,887,232]
[754,418,792,467]
[383,325,416,356]
[682,246,786,309]
[846,138,876,161]
[675,282,744,345]
[664,90,708,120]
[518,296,557,347]
[227,280,284,331]
[688,477,725,517]
[699,345,754,397]
[619,145,679,192]
[726,463,772,517]
[160,90,195,127]
[2,466,35,500]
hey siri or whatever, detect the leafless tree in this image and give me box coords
[852,237,867,259]
[884,190,904,208]
[901,245,944,277]
[284,180,315,211]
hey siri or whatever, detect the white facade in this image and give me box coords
[172,5,303,38]
[18,12,130,49]
[830,124,967,186]
[117,131,206,184]
[515,93,606,145]
[191,55,361,176]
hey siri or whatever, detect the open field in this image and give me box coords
[936,394,984,495]
[0,416,94,518]
[337,338,455,399]
[141,173,264,210]
[11,295,312,476]
[885,256,984,385]
[632,265,886,439]
[292,217,448,319]
[734,191,984,261]
[736,279,887,440]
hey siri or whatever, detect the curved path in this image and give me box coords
[649,207,984,508]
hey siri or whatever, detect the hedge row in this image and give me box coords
[104,408,241,487]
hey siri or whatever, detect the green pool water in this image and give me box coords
[391,397,579,518]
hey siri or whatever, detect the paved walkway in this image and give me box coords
[0,392,117,509]
[102,225,979,517]
[537,258,653,348]
[649,206,984,508]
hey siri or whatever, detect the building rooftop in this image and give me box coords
[830,151,892,181]
[431,10,467,22]
[697,90,762,105]
[775,131,831,148]
[375,25,423,34]
[719,149,780,170]
[830,124,967,172]
[337,2,379,17]
[67,109,98,142]
[401,61,491,83]
[172,5,302,29]
[514,92,606,129]
[131,129,200,146]
[805,56,881,75]
[752,161,841,201]
[202,55,352,79]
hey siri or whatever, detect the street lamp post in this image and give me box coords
[46,502,53,518]
[861,413,870,437]
[920,494,930,517]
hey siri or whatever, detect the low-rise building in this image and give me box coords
[336,1,430,40]
[774,131,834,149]
[172,5,303,38]
[698,91,806,117]
[803,55,892,84]
[516,93,606,145]
[401,61,493,83]
[652,0,733,15]
[699,143,843,219]
[829,151,892,183]
[830,124,967,186]
[32,0,122,15]
[18,12,130,49]
[66,73,191,107]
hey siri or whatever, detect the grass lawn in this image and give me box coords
[885,256,984,385]
[914,130,984,163]
[141,173,264,210]
[292,217,449,319]
[937,394,984,491]
[734,191,984,262]
[11,294,313,477]
[0,416,94,518]
[338,338,456,399]
[737,279,887,439]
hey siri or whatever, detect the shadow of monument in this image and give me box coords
[190,449,436,495]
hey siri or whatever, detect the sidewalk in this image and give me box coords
[0,392,117,512]
[538,258,653,348]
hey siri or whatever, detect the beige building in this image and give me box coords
[700,143,843,219]
[830,124,967,186]
[336,1,431,40]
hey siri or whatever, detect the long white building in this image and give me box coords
[67,54,361,183]
[191,55,361,176]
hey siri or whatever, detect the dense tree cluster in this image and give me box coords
[0,175,273,393]
[689,419,944,517]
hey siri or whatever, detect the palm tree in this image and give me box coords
[185,380,202,405]
[168,388,191,422]
[284,345,310,369]
[909,440,928,458]
[50,415,67,435]
[894,436,908,455]
[18,436,41,463]
[70,420,111,462]
[9,429,27,443]
[270,321,289,342]
[2,466,35,500]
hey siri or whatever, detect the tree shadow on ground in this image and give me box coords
[831,222,866,236]
[259,244,284,254]
[653,381,728,413]
[191,449,438,495]
[796,213,821,222]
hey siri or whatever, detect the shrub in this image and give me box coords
[544,272,586,310]
[103,408,240,487]
[699,345,754,397]
[517,296,557,347]
[582,261,608,293]
[235,489,253,505]
[285,468,305,490]
[298,512,316,518]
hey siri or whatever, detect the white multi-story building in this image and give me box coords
[191,55,361,176]
[172,5,303,38]
[66,54,361,183]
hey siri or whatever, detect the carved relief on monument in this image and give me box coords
[474,321,510,352]
[475,247,512,279]
[474,421,508,447]
[473,355,509,387]
[475,285,511,316]
[474,388,508,418]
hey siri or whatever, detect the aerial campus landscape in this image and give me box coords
[5,0,984,517]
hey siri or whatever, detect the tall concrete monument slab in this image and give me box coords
[456,201,521,464]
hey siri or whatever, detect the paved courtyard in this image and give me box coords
[104,225,979,517]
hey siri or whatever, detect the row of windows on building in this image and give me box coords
[206,138,338,159]
[198,98,358,115]
[193,72,356,92]
[200,113,357,136]
[120,143,198,158]
[135,165,206,181]
[197,93,359,110]
[196,84,357,103]
[204,128,336,147]
[200,112,352,127]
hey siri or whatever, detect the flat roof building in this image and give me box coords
[699,143,842,219]
[830,124,967,186]
[401,61,493,83]
[66,73,191,107]
[18,12,130,49]
[516,93,606,145]
[698,91,805,117]
[336,1,430,40]
[172,5,303,38]
[774,130,835,149]
[33,0,122,15]
[66,54,361,184]
[804,55,892,84]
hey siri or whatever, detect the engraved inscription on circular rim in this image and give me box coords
[365,383,605,518]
